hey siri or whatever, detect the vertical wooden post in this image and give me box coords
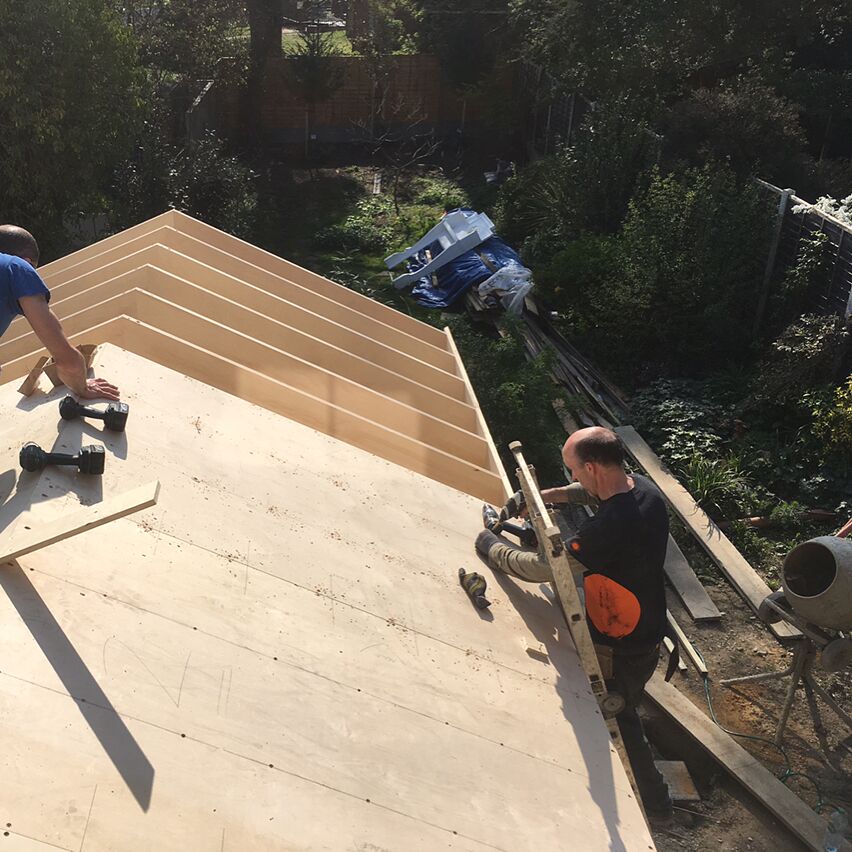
[753,186,794,339]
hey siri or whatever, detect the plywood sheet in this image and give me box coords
[0,345,654,851]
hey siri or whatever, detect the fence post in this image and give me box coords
[753,186,794,339]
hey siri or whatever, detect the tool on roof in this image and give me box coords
[459,567,491,609]
[20,442,105,475]
[508,439,643,807]
[482,502,538,548]
[60,395,129,432]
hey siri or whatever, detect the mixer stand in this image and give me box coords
[720,596,852,745]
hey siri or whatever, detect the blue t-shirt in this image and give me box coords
[0,253,51,338]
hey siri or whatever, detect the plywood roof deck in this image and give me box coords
[0,213,510,503]
[0,345,653,851]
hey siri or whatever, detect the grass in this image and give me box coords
[281,29,356,55]
[252,165,481,324]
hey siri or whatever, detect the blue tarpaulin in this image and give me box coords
[405,210,523,309]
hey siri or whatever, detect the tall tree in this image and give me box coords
[125,0,247,85]
[509,0,847,103]
[0,1,141,255]
[244,0,283,147]
[284,21,345,158]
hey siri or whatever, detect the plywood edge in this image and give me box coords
[37,263,473,417]
[39,211,177,276]
[170,210,449,348]
[120,320,507,504]
[444,326,512,500]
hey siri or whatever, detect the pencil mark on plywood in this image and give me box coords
[79,784,97,852]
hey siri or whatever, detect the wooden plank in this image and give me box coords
[16,356,49,397]
[616,426,798,640]
[664,535,722,622]
[655,761,700,802]
[666,611,708,676]
[0,481,160,562]
[646,676,842,852]
[444,326,512,499]
[8,245,466,397]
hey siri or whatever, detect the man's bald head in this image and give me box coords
[563,426,624,468]
[0,226,39,266]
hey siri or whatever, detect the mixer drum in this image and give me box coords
[782,536,852,630]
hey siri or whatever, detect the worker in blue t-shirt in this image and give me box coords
[0,225,118,400]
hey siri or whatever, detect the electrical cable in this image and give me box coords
[692,645,845,816]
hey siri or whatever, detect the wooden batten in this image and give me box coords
[444,326,512,498]
[39,232,456,371]
[2,289,490,468]
[3,266,475,429]
[29,251,467,400]
[170,211,448,347]
[9,212,514,504]
[120,320,506,504]
[40,210,447,349]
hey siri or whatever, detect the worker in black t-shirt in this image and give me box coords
[475,426,673,820]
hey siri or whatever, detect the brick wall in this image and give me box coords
[215,54,498,149]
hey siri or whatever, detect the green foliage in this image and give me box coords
[324,259,408,311]
[611,165,772,373]
[0,1,141,254]
[111,127,257,238]
[754,313,847,405]
[631,379,726,469]
[351,0,420,57]
[316,196,398,253]
[127,0,247,84]
[678,453,753,519]
[536,236,618,306]
[728,520,778,581]
[509,0,846,107]
[496,105,658,263]
[770,232,836,325]
[810,375,852,452]
[284,28,344,107]
[768,500,806,532]
[417,0,508,91]
[403,173,469,210]
[664,78,808,182]
[446,317,568,484]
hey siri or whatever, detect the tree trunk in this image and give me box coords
[243,0,282,150]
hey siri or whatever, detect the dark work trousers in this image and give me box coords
[609,647,671,812]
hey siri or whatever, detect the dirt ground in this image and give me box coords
[646,579,851,851]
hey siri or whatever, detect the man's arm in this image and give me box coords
[540,482,598,507]
[18,295,119,400]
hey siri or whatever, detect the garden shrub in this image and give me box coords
[613,164,772,374]
[811,375,852,452]
[316,196,397,253]
[754,313,847,406]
